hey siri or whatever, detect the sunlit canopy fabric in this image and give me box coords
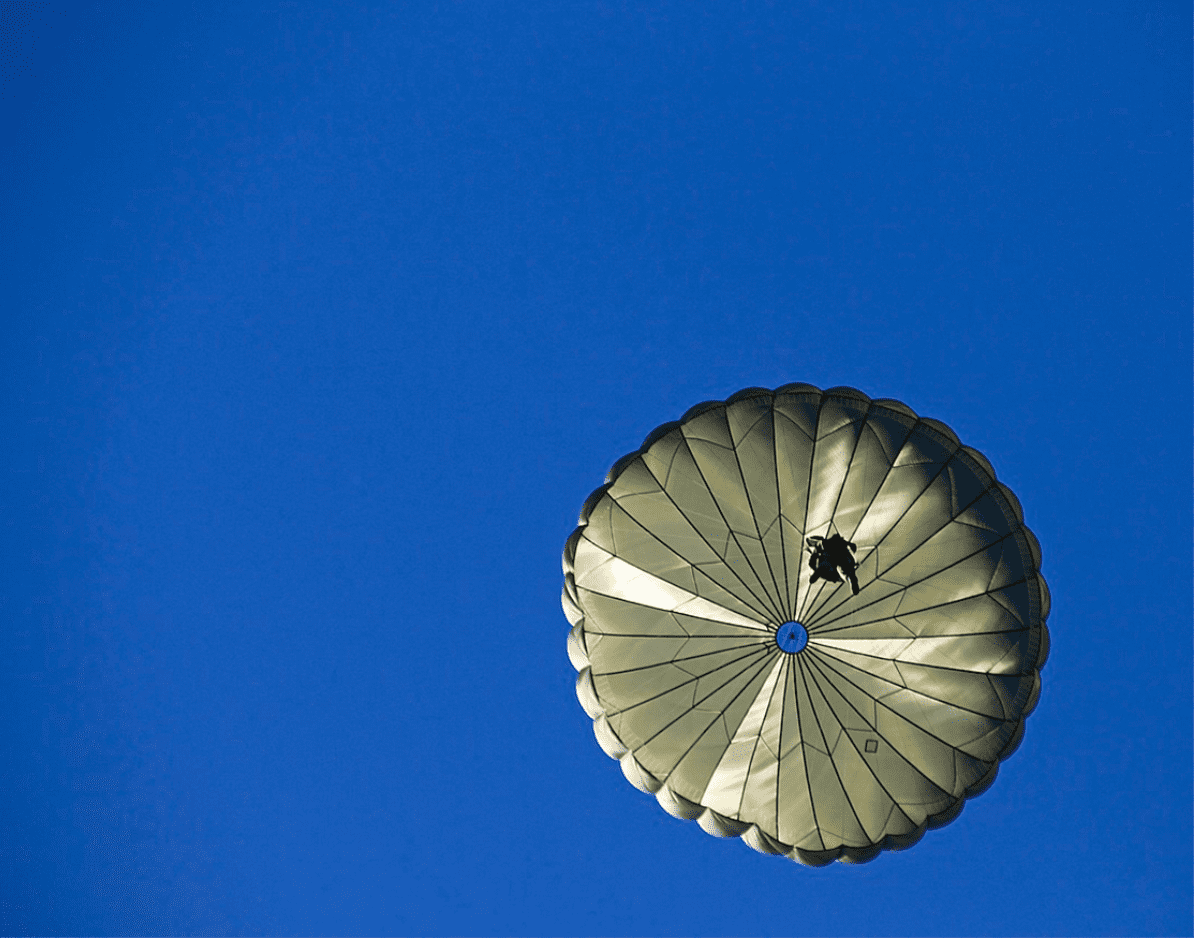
[563,384,1050,865]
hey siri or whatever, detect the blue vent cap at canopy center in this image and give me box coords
[776,621,808,654]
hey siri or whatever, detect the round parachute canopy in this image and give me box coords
[563,384,1050,865]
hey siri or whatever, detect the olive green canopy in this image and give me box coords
[562,384,1050,865]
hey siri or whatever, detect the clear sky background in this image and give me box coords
[3,2,1190,935]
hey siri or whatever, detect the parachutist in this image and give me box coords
[807,534,860,595]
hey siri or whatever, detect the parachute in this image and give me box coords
[562,384,1050,864]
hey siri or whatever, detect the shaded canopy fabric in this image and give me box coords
[563,384,1050,865]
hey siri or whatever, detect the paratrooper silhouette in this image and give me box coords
[806,533,860,595]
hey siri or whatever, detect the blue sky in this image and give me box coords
[2,1,1190,935]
